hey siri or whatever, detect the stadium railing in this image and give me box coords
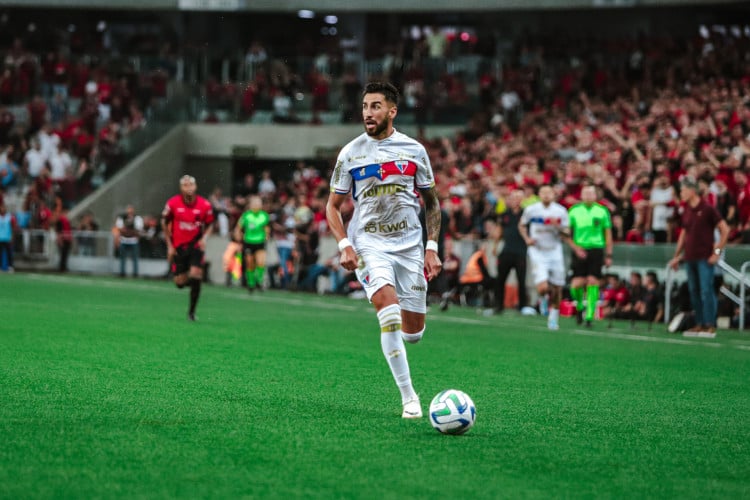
[10,229,168,276]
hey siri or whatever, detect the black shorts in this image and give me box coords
[242,242,266,255]
[171,244,205,275]
[571,248,605,279]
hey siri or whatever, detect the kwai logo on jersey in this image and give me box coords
[351,161,417,181]
[364,218,408,234]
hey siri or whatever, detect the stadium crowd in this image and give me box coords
[0,35,164,238]
[1,19,749,322]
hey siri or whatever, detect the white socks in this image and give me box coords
[378,304,417,404]
[548,308,559,324]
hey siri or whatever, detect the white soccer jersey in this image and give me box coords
[330,129,435,253]
[520,201,569,251]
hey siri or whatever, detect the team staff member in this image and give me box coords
[234,195,270,292]
[568,184,613,327]
[668,176,729,337]
[326,81,442,419]
[494,189,528,314]
[162,175,215,321]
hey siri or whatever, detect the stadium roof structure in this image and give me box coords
[2,0,748,11]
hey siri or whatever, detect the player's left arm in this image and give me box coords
[709,218,730,264]
[161,204,175,261]
[558,212,572,242]
[517,210,533,247]
[421,185,443,281]
[200,211,214,251]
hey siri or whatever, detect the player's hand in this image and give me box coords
[668,257,680,271]
[425,250,442,282]
[197,238,207,251]
[574,247,587,259]
[167,245,175,262]
[604,256,612,268]
[339,246,358,272]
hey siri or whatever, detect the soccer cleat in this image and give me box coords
[585,320,592,328]
[548,320,559,331]
[188,312,196,322]
[402,398,423,419]
[439,296,450,312]
[576,309,583,325]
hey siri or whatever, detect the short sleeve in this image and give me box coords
[415,145,435,190]
[330,154,351,195]
[559,206,570,228]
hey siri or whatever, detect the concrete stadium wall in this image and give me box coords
[70,124,188,226]
[73,122,464,226]
[183,123,460,159]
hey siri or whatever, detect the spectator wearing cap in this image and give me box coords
[669,176,730,337]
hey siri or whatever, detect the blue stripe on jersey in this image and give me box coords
[351,163,384,181]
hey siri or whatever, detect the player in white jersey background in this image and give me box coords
[326,82,443,419]
[518,185,570,330]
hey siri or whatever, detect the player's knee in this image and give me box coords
[402,326,425,344]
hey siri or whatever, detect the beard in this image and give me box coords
[364,116,389,138]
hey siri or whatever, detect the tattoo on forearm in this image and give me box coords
[424,188,441,242]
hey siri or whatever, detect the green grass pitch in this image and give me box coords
[2,273,750,498]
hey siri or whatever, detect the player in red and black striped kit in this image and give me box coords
[161,175,215,321]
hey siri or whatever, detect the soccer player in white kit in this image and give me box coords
[518,185,570,330]
[326,82,443,419]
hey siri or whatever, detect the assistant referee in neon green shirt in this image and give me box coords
[567,184,613,327]
[234,195,270,292]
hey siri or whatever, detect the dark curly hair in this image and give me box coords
[363,82,400,107]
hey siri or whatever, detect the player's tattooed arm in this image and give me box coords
[422,186,441,242]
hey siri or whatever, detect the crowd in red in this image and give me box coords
[4,24,750,257]
[0,37,164,235]
[415,31,750,246]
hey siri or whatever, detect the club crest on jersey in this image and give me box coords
[395,160,409,174]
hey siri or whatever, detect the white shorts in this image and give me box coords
[355,244,427,314]
[528,246,566,287]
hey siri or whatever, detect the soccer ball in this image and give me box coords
[429,389,476,435]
